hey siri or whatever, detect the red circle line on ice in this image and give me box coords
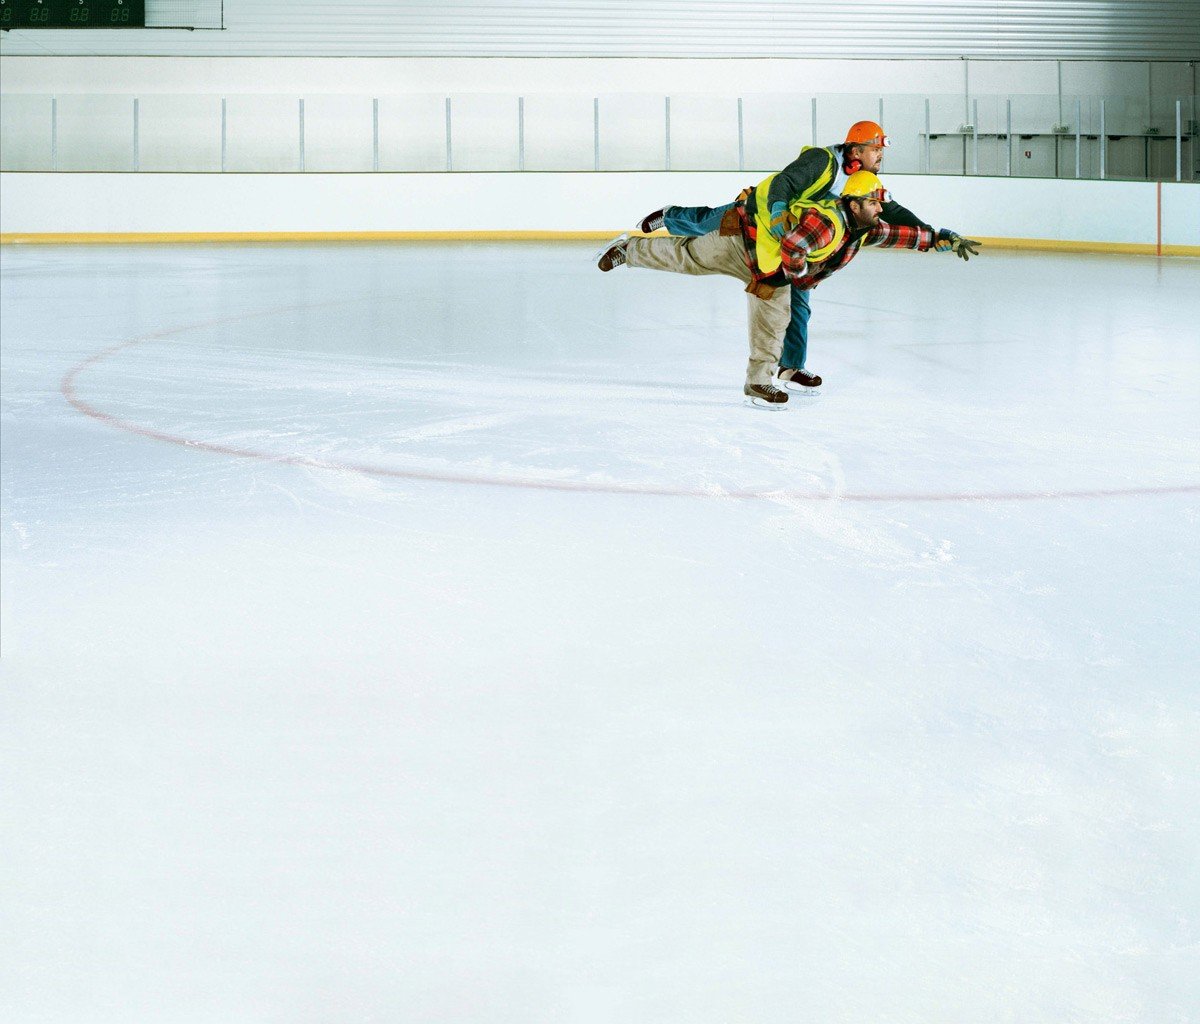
[61,302,1200,505]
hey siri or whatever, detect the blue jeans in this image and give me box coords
[664,202,811,371]
[662,203,731,236]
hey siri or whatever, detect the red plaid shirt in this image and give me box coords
[738,200,935,291]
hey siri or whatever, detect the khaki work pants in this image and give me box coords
[625,231,790,388]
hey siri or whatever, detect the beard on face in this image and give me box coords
[850,201,877,228]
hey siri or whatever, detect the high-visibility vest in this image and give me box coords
[752,185,849,273]
[749,146,848,274]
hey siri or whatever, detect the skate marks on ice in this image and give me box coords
[59,304,1200,505]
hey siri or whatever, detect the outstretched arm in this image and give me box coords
[864,221,936,251]
[883,199,981,259]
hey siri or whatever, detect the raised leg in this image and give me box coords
[662,203,736,237]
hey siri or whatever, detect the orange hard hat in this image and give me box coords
[845,120,890,147]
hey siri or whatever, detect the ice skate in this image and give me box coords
[743,382,789,409]
[638,209,666,233]
[777,367,822,393]
[595,233,629,271]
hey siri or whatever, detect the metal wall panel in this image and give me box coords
[2,0,1199,58]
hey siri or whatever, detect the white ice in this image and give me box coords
[2,241,1199,1023]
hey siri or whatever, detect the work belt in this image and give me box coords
[721,195,781,301]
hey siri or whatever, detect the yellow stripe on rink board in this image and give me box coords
[970,237,1200,257]
[0,231,1197,256]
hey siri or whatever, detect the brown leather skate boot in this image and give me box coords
[744,382,789,409]
[777,367,822,392]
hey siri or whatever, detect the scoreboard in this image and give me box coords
[2,0,146,28]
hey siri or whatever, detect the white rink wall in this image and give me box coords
[1,172,1198,248]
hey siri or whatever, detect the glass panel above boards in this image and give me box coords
[1,92,1194,182]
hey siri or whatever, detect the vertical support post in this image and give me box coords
[220,97,227,173]
[133,97,139,171]
[664,96,671,171]
[878,96,884,127]
[1176,98,1183,182]
[737,97,744,172]
[971,99,978,174]
[298,97,305,172]
[372,97,379,172]
[923,97,931,173]
[445,97,452,172]
[518,96,525,172]
[594,97,600,171]
[1057,60,1063,127]
[963,57,970,126]
[51,96,58,171]
[811,96,817,148]
[1080,96,1089,177]
[1146,61,1153,133]
[1006,97,1012,176]
[1100,99,1106,179]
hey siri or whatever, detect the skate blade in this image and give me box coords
[779,381,821,394]
[744,396,789,410]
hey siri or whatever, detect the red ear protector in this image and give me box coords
[844,155,862,174]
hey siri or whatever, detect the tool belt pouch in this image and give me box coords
[744,280,777,301]
[719,206,741,236]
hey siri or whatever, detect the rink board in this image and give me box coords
[1,172,1198,254]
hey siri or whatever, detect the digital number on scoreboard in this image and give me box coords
[2,0,146,29]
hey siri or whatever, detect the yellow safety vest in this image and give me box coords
[750,147,845,274]
[753,185,848,273]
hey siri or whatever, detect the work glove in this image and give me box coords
[768,201,792,239]
[936,229,982,261]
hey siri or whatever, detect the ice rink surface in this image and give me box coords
[2,241,1199,1022]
